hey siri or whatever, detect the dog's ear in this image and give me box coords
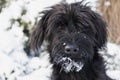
[30,10,51,51]
[93,13,107,49]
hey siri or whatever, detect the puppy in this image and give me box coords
[31,2,112,80]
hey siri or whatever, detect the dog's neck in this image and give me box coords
[51,53,106,80]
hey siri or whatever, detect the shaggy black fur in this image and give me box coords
[30,2,112,80]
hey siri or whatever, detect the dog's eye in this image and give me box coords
[58,26,65,31]
[77,31,80,33]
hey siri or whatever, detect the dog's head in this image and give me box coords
[30,2,107,72]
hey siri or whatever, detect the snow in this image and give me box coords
[56,57,84,73]
[104,1,111,7]
[0,52,15,76]
[107,70,120,80]
[0,51,52,80]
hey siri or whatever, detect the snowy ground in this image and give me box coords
[103,43,120,80]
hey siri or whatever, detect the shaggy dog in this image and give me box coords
[30,2,112,80]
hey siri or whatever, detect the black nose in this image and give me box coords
[65,44,79,54]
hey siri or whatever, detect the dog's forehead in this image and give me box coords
[54,8,93,28]
[48,3,92,22]
[46,3,97,35]
[57,17,91,33]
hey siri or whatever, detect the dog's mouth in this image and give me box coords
[54,57,84,73]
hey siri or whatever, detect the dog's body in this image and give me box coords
[31,2,112,80]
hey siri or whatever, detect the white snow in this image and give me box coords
[58,57,84,73]
[0,51,52,80]
[104,1,111,7]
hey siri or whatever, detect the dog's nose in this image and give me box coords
[65,44,79,54]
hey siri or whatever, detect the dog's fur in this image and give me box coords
[30,2,112,80]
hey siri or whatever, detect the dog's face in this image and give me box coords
[31,2,107,72]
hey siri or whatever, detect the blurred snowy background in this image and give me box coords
[0,0,120,80]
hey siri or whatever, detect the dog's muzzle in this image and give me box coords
[56,57,84,73]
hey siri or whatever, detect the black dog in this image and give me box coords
[30,2,112,80]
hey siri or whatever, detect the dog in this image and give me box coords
[30,1,112,80]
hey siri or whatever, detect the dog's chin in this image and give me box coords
[55,57,84,73]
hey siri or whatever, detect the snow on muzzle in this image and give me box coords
[57,57,84,73]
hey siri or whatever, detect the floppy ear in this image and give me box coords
[93,13,107,49]
[30,10,51,51]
